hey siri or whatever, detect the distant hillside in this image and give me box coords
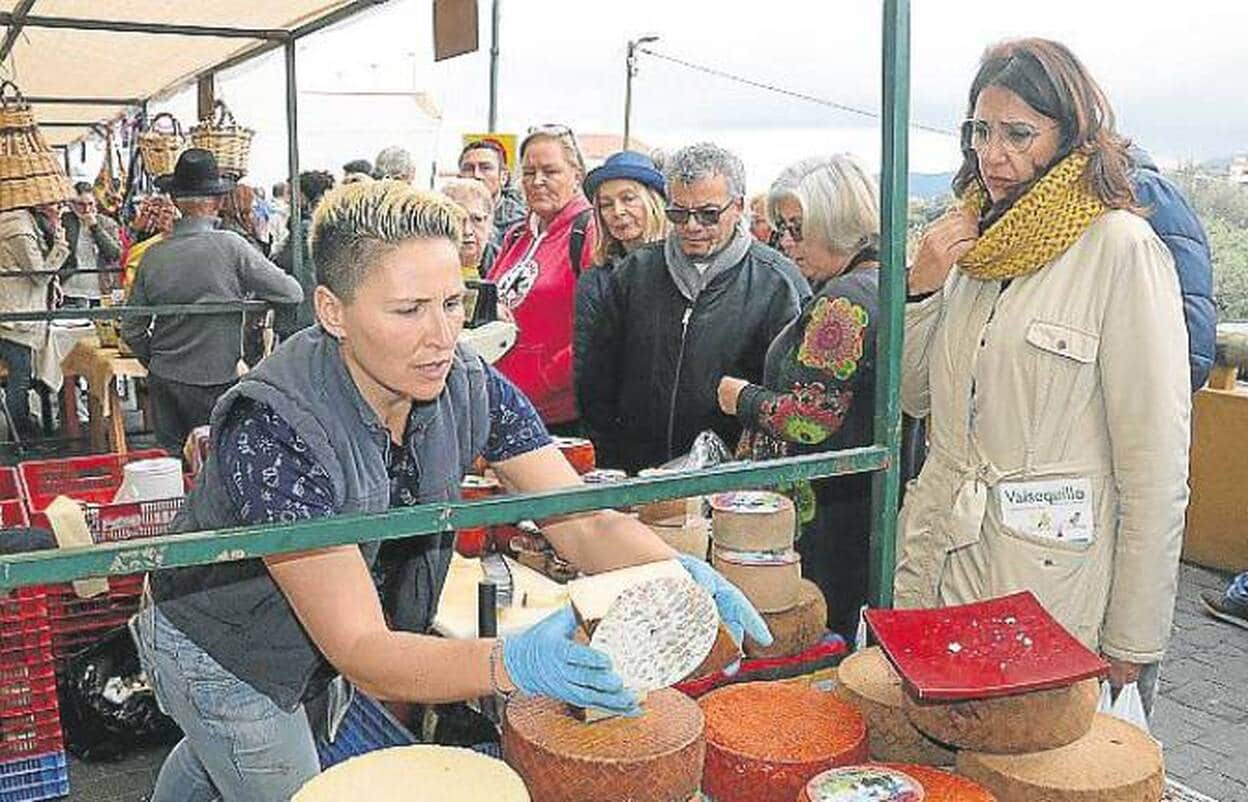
[909,172,955,200]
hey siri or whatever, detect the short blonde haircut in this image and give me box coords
[591,180,669,266]
[439,177,493,214]
[768,154,879,255]
[311,179,464,300]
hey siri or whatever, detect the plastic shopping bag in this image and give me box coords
[659,430,733,472]
[1097,681,1151,735]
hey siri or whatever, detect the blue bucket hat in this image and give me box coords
[583,150,666,200]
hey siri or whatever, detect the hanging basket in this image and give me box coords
[137,112,186,179]
[0,80,75,213]
[189,100,253,179]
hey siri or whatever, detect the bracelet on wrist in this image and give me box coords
[489,639,514,699]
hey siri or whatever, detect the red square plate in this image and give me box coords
[864,591,1110,701]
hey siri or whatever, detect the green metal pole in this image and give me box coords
[285,38,313,329]
[869,0,911,608]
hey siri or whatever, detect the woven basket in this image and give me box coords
[137,112,186,178]
[0,80,74,213]
[189,100,253,179]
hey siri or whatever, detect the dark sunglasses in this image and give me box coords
[773,218,803,242]
[664,200,735,226]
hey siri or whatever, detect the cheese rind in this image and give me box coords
[744,579,827,659]
[798,764,998,802]
[709,490,796,552]
[955,713,1163,802]
[904,678,1099,754]
[292,745,530,801]
[711,548,801,613]
[503,689,704,802]
[647,517,711,559]
[834,646,955,765]
[699,680,867,802]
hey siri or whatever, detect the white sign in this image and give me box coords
[997,477,1094,544]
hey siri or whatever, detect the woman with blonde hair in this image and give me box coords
[899,38,1189,714]
[718,153,881,637]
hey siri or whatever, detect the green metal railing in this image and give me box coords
[0,0,913,606]
[0,302,269,325]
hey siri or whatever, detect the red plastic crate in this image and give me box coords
[0,469,28,530]
[0,666,55,718]
[0,708,61,762]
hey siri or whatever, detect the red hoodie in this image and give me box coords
[487,196,595,425]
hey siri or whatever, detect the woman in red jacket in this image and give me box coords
[486,125,595,431]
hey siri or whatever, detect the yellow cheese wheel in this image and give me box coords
[293,745,530,801]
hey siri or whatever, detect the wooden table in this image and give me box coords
[59,336,149,454]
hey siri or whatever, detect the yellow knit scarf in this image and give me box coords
[959,152,1107,281]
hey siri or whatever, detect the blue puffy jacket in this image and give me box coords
[1131,149,1216,391]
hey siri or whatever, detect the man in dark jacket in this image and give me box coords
[121,149,303,456]
[1130,148,1216,391]
[575,142,810,473]
[59,182,122,305]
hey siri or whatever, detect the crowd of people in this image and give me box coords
[0,34,1234,802]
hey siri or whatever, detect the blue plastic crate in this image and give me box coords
[316,692,416,769]
[0,752,68,802]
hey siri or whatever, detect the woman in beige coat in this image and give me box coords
[898,38,1189,713]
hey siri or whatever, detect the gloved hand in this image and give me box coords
[676,553,773,648]
[502,605,640,715]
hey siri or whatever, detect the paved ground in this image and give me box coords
[54,562,1247,801]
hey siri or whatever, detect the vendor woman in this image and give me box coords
[133,181,770,802]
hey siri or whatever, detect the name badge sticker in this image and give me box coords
[997,477,1094,544]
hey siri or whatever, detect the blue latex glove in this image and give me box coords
[502,606,640,715]
[677,553,773,648]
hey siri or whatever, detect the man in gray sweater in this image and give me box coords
[122,149,303,456]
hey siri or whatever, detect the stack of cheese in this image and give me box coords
[708,491,824,660]
[637,469,709,559]
[698,680,867,802]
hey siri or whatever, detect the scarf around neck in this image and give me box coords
[664,218,753,302]
[959,151,1107,282]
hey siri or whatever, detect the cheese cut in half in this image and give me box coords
[903,678,1099,754]
[567,559,690,623]
[799,764,998,802]
[293,745,530,801]
[956,714,1163,802]
[590,575,719,694]
[699,681,868,802]
[834,647,955,766]
[709,490,796,552]
[503,689,704,802]
[647,517,711,559]
[799,766,925,802]
[745,578,827,659]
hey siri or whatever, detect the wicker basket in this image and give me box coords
[189,101,253,179]
[137,112,186,178]
[0,81,74,213]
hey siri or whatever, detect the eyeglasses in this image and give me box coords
[961,119,1058,155]
[665,200,735,226]
[527,123,574,137]
[773,218,803,242]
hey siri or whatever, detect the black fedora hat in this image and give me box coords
[158,148,235,197]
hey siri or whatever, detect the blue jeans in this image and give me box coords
[130,603,321,802]
[1228,571,1248,605]
[0,338,33,424]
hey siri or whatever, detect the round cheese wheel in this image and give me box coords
[460,474,501,499]
[553,436,596,474]
[293,745,530,801]
[709,490,796,552]
[955,713,1163,802]
[590,576,719,694]
[904,678,1099,754]
[647,518,710,559]
[800,766,925,802]
[798,764,998,802]
[744,578,827,659]
[639,497,703,525]
[502,688,704,802]
[711,548,801,613]
[833,647,955,766]
[699,680,867,802]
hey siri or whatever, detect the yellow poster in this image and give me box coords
[461,132,518,173]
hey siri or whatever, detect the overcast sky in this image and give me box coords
[149,0,1248,193]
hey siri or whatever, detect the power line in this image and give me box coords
[637,47,956,138]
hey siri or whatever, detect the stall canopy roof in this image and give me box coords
[1,0,386,145]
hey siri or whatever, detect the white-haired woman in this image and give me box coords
[486,125,596,433]
[134,181,768,802]
[718,154,881,638]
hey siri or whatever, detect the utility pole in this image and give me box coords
[623,34,658,150]
[488,0,501,130]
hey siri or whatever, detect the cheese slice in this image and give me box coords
[567,559,689,623]
[293,745,530,801]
